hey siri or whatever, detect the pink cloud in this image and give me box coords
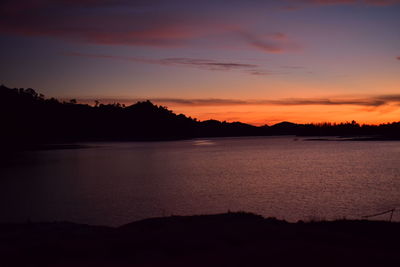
[0,1,221,47]
[0,3,209,47]
[0,1,296,53]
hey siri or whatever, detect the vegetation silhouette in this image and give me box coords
[1,85,399,148]
[1,212,399,267]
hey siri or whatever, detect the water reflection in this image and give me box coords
[193,139,215,146]
[1,137,399,226]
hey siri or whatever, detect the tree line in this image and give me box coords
[1,85,399,146]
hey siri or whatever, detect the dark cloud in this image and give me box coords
[78,95,400,108]
[0,0,157,10]
[378,94,400,101]
[66,52,270,75]
[169,95,400,107]
[149,97,394,107]
[293,0,400,5]
[397,56,400,60]
[363,0,400,5]
[158,58,258,71]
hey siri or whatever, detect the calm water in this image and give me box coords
[1,137,400,226]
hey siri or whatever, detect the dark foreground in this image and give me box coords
[1,212,399,267]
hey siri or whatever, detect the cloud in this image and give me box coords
[0,0,154,10]
[78,95,400,108]
[0,1,227,48]
[0,9,202,47]
[363,0,400,5]
[397,56,400,60]
[303,0,356,4]
[172,95,400,107]
[238,31,299,54]
[294,0,400,5]
[149,96,399,107]
[66,52,272,75]
[159,58,258,71]
[0,0,296,54]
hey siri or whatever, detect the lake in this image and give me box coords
[1,137,400,226]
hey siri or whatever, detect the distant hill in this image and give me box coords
[0,85,399,146]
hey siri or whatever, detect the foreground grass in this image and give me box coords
[1,212,399,267]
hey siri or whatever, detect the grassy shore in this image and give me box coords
[1,212,399,266]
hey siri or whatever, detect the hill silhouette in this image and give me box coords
[1,85,399,147]
[1,212,400,267]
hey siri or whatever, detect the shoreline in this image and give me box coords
[3,134,400,152]
[1,212,399,266]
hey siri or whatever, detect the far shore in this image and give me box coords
[3,134,400,153]
[305,136,400,141]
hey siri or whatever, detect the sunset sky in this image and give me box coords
[1,0,400,125]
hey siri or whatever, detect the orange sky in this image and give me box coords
[1,0,400,125]
[170,103,400,126]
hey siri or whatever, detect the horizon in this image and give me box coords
[1,0,400,125]
[68,95,400,126]
[3,83,398,127]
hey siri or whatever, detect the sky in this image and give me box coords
[1,0,400,125]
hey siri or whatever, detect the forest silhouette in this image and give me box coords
[1,85,399,147]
